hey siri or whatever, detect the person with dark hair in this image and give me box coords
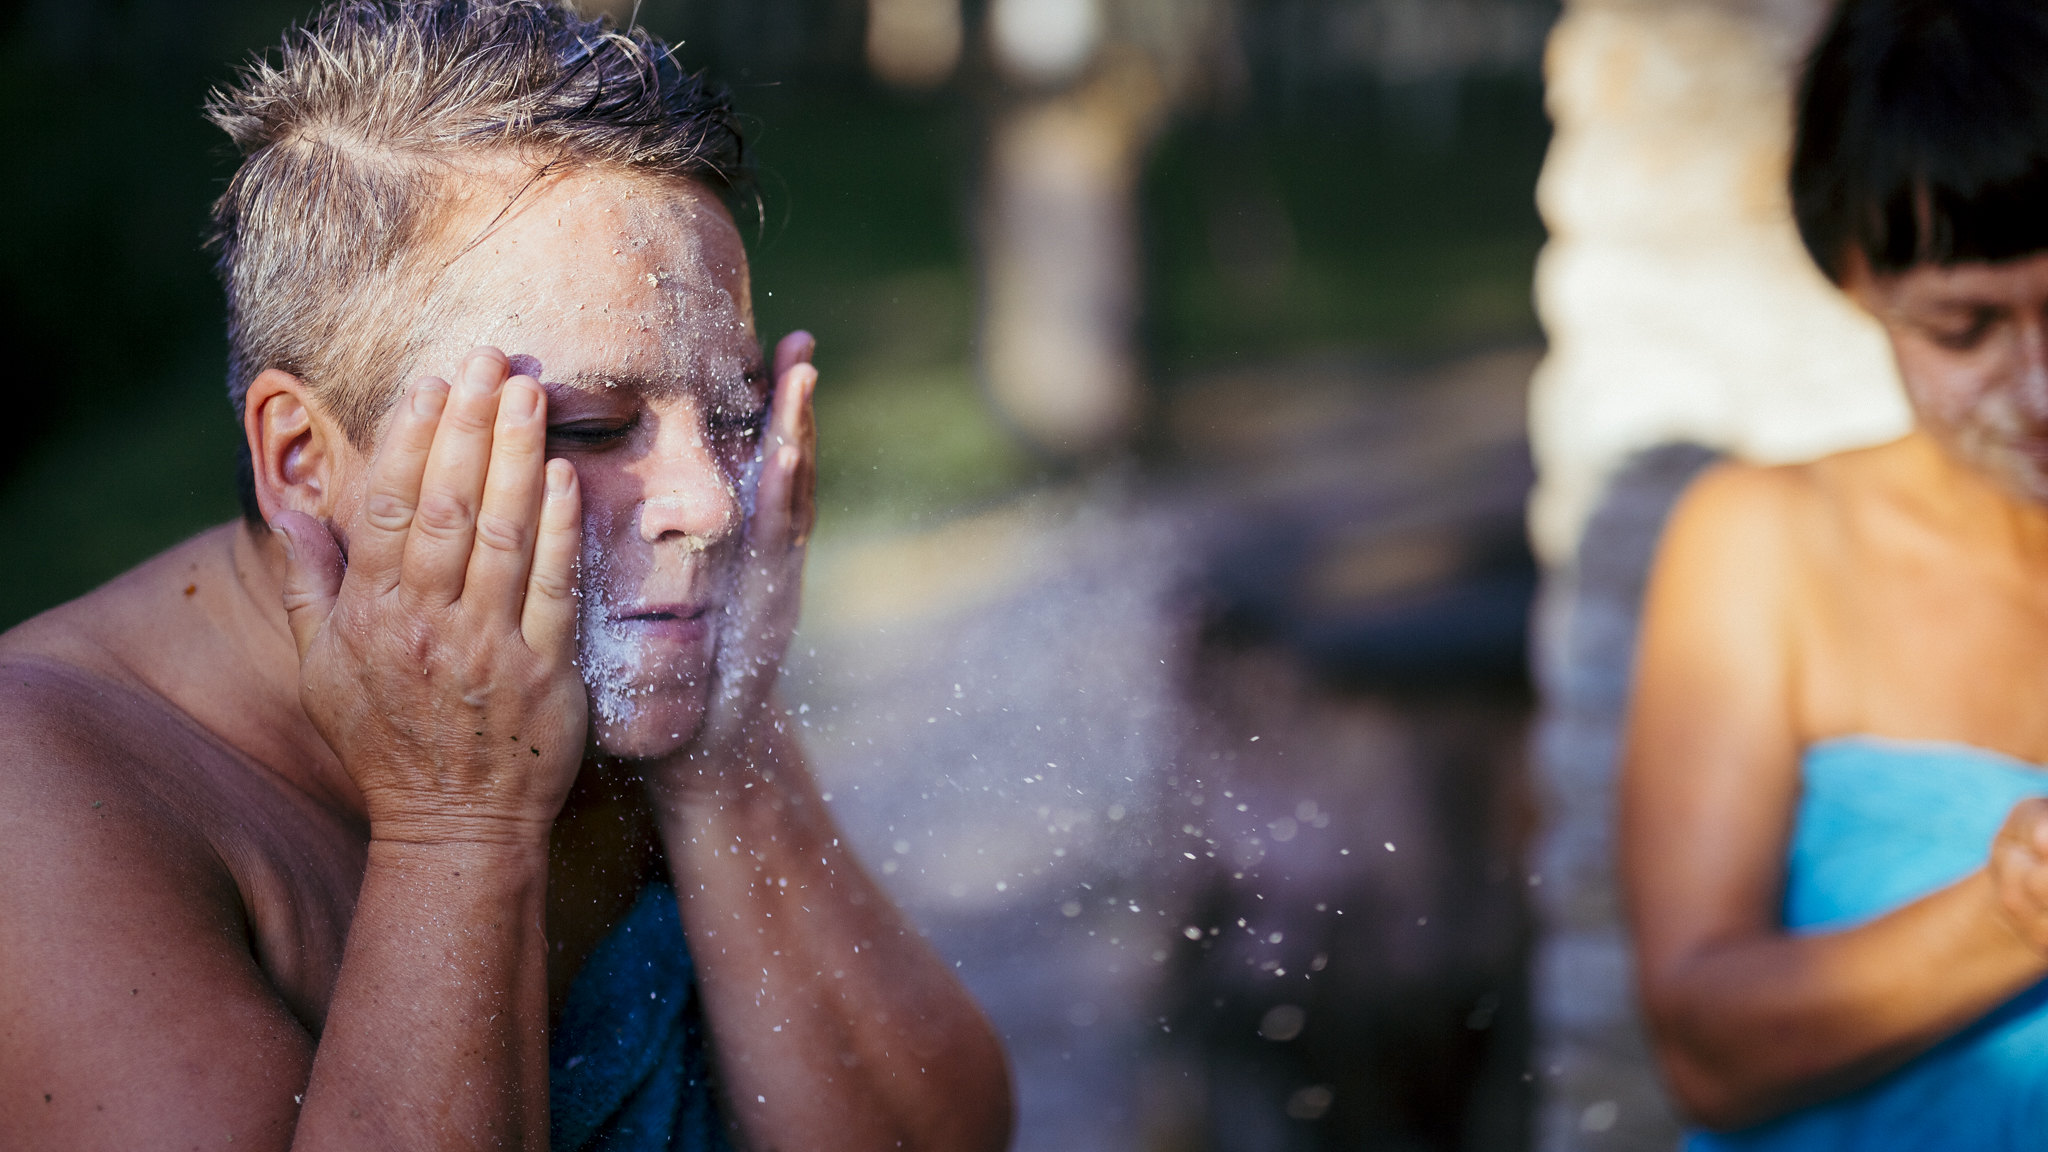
[1623,0,2048,1147]
[0,2,1012,1149]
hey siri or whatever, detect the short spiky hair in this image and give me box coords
[207,0,746,519]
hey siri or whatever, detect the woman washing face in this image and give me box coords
[1624,1,2048,1147]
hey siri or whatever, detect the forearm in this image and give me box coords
[294,839,552,1151]
[1647,869,2048,1128]
[653,729,1011,1152]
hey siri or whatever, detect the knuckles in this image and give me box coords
[412,491,476,538]
[362,489,418,534]
[528,567,576,602]
[440,399,498,435]
[472,509,529,554]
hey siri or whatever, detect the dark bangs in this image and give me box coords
[1792,0,2048,283]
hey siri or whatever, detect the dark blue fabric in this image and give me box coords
[550,881,730,1152]
[1690,738,2048,1151]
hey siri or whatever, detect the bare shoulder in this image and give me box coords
[1630,456,1846,735]
[0,526,300,848]
[0,655,213,818]
[0,526,255,885]
[0,663,312,1148]
[0,658,254,993]
[0,525,234,667]
[1656,458,1827,592]
[0,616,314,1147]
[1670,456,1834,533]
[1659,443,1906,597]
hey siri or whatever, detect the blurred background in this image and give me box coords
[1,0,1559,1148]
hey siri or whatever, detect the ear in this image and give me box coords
[243,369,347,525]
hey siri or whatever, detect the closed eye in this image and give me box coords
[547,416,638,449]
[1927,309,2000,351]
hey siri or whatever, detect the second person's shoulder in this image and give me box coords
[1665,456,1830,554]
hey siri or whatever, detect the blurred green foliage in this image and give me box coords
[1144,78,1550,369]
[735,87,1037,523]
[0,0,1549,630]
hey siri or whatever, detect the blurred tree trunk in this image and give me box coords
[977,0,1229,458]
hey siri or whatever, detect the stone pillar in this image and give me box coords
[1530,0,1908,567]
[1527,2,1910,1149]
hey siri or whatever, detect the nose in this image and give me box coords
[634,403,743,547]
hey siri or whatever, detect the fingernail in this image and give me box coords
[413,379,448,417]
[546,460,573,496]
[503,379,539,421]
[462,358,502,396]
[778,445,799,472]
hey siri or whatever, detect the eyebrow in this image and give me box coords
[544,367,765,405]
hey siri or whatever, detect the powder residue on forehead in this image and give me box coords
[609,183,759,407]
[408,167,761,406]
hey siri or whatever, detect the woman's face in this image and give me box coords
[1849,249,2048,501]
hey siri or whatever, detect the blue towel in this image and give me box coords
[1690,737,2048,1151]
[550,881,731,1152]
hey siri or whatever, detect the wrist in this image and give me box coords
[364,795,558,849]
[649,716,793,805]
[358,838,550,944]
[363,838,551,922]
[367,825,553,877]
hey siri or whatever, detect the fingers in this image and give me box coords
[464,374,549,619]
[754,348,818,552]
[792,367,817,545]
[2021,799,2048,854]
[348,376,449,595]
[402,350,510,603]
[752,442,803,557]
[274,510,345,658]
[2004,798,2048,855]
[772,329,815,382]
[1992,800,2048,951]
[521,460,582,660]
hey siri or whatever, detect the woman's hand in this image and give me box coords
[272,348,588,848]
[1988,798,2048,955]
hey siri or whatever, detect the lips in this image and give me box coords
[606,602,713,643]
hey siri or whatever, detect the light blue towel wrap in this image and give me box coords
[550,881,732,1152]
[1690,737,2048,1151]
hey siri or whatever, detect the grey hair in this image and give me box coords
[207,0,746,520]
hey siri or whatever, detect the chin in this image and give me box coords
[1956,434,2048,503]
[584,681,710,762]
[1996,463,2048,504]
[1936,397,2048,502]
[576,608,717,761]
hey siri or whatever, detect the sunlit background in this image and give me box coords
[0,1,1560,1148]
